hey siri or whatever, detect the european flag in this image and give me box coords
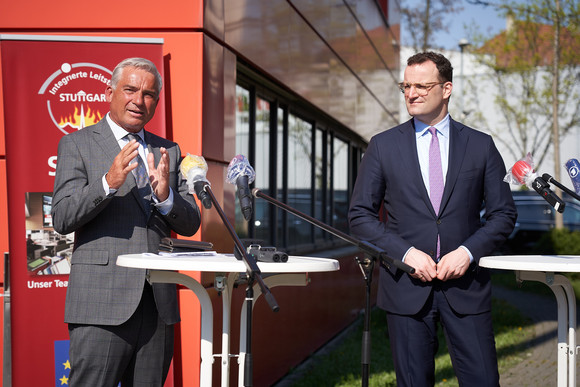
[54,340,71,386]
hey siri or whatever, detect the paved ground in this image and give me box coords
[492,285,576,386]
[275,284,578,386]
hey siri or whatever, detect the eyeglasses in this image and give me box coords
[398,82,445,96]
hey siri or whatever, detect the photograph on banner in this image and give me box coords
[25,191,74,275]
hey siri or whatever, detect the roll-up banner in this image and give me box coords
[0,35,167,386]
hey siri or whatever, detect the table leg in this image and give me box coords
[217,273,239,387]
[516,271,576,387]
[148,270,214,387]
[237,274,309,387]
[552,275,576,387]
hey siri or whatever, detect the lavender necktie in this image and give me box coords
[428,127,443,259]
[127,133,151,211]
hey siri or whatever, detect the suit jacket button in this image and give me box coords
[436,220,442,225]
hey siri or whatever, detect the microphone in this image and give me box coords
[534,175,565,213]
[505,154,565,213]
[226,155,255,221]
[179,154,212,209]
[565,158,580,194]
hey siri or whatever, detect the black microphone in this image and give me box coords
[193,180,212,210]
[179,154,212,209]
[542,172,580,204]
[226,155,255,221]
[505,157,565,213]
[532,175,565,213]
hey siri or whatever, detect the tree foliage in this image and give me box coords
[400,0,464,50]
[467,0,580,170]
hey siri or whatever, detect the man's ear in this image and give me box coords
[443,81,453,100]
[105,86,113,103]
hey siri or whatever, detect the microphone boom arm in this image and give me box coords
[542,173,580,202]
[252,188,415,275]
[201,183,280,312]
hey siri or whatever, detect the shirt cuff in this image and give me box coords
[102,174,117,196]
[402,246,415,262]
[459,245,474,263]
[153,188,174,215]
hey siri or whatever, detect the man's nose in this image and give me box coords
[407,85,420,98]
[133,91,145,105]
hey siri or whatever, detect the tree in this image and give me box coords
[401,0,464,50]
[467,0,580,228]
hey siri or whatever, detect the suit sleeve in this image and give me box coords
[51,133,114,235]
[348,137,414,261]
[461,138,517,261]
[161,143,200,237]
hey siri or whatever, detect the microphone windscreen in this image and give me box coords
[226,155,256,184]
[565,158,580,194]
[511,159,533,185]
[180,154,208,182]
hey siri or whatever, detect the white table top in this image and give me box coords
[480,255,580,272]
[117,252,340,273]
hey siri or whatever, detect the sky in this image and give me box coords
[401,1,508,50]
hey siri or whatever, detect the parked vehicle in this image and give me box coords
[488,190,580,252]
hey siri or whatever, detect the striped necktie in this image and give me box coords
[428,127,444,259]
[126,133,151,212]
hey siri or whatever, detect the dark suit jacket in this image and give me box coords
[349,118,516,316]
[52,118,200,326]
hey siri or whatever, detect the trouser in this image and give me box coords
[386,288,499,387]
[68,283,174,387]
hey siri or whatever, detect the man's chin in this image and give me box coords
[122,117,150,131]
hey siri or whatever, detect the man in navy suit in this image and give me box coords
[348,52,517,386]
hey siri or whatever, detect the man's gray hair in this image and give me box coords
[110,57,163,97]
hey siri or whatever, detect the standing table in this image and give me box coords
[480,255,580,387]
[117,252,340,387]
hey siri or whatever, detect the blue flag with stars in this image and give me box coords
[54,340,70,386]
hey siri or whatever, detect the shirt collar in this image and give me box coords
[414,114,450,139]
[106,113,145,143]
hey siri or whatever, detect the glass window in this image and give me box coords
[287,113,313,247]
[253,96,271,243]
[235,69,366,254]
[333,137,349,233]
[235,85,250,156]
[276,106,286,247]
[314,128,326,240]
[235,85,251,238]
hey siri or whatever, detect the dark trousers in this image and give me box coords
[68,283,174,387]
[386,288,499,387]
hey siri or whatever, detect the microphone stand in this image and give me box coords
[200,183,279,387]
[252,188,415,387]
[542,173,580,202]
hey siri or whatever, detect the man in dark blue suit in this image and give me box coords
[348,52,517,386]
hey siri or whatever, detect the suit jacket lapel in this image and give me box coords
[398,120,435,215]
[440,119,468,214]
[144,131,160,166]
[92,120,132,189]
